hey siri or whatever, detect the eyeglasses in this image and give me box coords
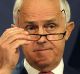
[25,31,66,41]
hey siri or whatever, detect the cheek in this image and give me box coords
[22,43,37,61]
[51,40,65,58]
[22,44,33,56]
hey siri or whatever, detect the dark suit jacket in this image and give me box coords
[12,60,80,74]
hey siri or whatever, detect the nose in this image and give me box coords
[36,26,47,45]
[36,36,47,45]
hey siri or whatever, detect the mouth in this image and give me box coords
[33,48,52,52]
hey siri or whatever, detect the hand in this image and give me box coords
[0,26,30,71]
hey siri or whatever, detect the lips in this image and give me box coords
[33,48,52,52]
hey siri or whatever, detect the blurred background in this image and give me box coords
[0,0,80,72]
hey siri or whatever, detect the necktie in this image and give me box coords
[39,71,54,74]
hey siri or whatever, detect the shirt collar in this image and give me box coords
[24,59,64,74]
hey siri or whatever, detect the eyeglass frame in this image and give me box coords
[25,31,66,41]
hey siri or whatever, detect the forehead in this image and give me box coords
[20,0,62,21]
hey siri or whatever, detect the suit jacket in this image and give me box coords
[12,60,80,74]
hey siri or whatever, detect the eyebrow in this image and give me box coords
[25,21,35,25]
[23,21,37,28]
[44,19,56,24]
[24,18,57,24]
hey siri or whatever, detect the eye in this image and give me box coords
[48,23,55,28]
[25,25,38,33]
[26,25,35,30]
[44,23,58,33]
[44,23,56,29]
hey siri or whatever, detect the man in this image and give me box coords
[0,0,79,74]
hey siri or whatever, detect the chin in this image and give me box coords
[35,62,55,72]
[32,58,58,71]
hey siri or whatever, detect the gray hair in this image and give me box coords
[13,0,71,24]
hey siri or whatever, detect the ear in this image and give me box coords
[11,24,17,27]
[12,10,21,27]
[65,21,74,40]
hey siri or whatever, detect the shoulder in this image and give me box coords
[63,65,80,74]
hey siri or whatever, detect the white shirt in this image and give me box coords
[24,59,64,74]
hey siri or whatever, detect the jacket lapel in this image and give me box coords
[20,67,28,74]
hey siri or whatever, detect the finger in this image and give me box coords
[1,27,24,38]
[4,34,30,44]
[10,40,30,49]
[0,29,28,44]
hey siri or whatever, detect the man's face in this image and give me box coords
[16,0,73,71]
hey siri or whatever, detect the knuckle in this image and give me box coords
[4,28,11,34]
[5,28,10,32]
[0,43,9,50]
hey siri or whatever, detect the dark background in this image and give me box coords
[0,0,80,72]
